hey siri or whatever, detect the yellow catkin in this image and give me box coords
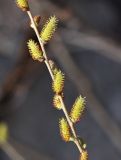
[80,151,88,160]
[0,123,8,144]
[27,39,43,60]
[53,95,62,110]
[52,71,65,94]
[16,0,29,11]
[70,96,86,123]
[40,16,58,42]
[59,118,71,142]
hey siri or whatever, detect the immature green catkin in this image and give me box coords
[80,151,88,160]
[16,0,29,11]
[40,16,58,42]
[59,118,71,142]
[70,96,86,123]
[52,70,65,94]
[27,39,43,60]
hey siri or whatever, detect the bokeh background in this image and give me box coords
[0,0,121,159]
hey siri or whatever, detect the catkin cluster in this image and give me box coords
[16,0,88,159]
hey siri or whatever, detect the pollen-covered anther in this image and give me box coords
[70,96,86,123]
[52,70,65,94]
[27,39,43,61]
[59,118,71,142]
[16,0,29,11]
[80,151,88,160]
[53,95,62,110]
[40,16,58,42]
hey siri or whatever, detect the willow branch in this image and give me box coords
[26,10,82,153]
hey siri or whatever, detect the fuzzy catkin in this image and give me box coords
[40,16,58,42]
[27,39,43,60]
[53,95,62,110]
[59,118,71,142]
[70,96,85,123]
[52,71,65,94]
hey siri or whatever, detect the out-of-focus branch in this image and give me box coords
[0,53,41,117]
[37,0,121,64]
[1,142,25,160]
[49,34,121,153]
[60,29,121,63]
[0,56,30,103]
[9,138,52,160]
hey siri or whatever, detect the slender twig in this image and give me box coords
[27,11,54,80]
[26,10,82,153]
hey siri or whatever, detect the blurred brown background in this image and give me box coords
[0,0,121,159]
